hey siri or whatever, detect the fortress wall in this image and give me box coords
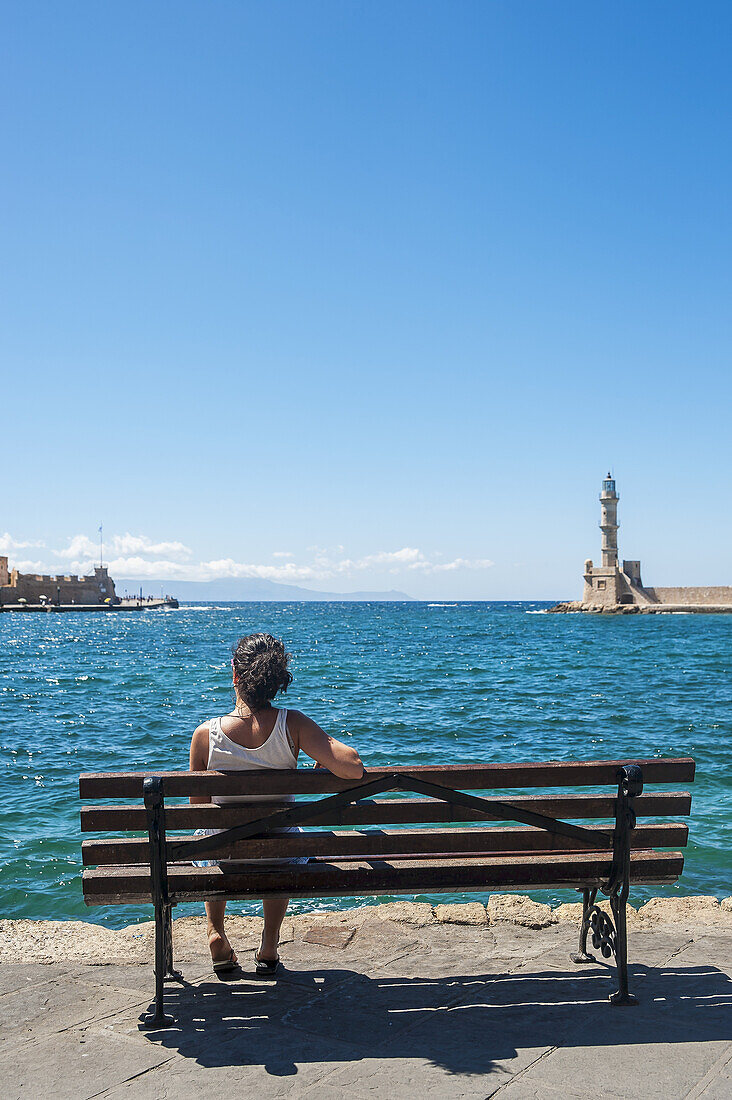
[1,579,102,604]
[0,567,116,606]
[644,586,732,606]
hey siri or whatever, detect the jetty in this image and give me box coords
[0,596,178,613]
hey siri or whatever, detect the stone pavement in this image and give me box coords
[1,899,731,1099]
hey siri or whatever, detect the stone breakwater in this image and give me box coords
[2,894,731,964]
[548,601,732,614]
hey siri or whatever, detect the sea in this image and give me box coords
[1,602,729,929]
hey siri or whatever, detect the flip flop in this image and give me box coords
[254,952,280,977]
[212,949,238,974]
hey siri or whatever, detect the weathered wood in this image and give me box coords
[82,849,686,905]
[78,757,696,799]
[169,777,618,861]
[81,822,689,866]
[80,791,694,832]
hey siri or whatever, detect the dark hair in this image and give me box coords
[231,633,292,711]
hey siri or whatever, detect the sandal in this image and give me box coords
[212,948,238,974]
[254,951,280,977]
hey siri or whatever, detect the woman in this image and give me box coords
[189,633,363,974]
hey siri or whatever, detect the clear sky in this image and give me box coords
[1,1,730,599]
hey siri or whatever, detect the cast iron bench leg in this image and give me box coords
[163,903,183,983]
[571,887,598,963]
[142,777,176,1029]
[609,893,636,1006]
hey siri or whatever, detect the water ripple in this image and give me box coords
[0,602,729,926]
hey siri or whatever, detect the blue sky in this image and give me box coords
[1,1,730,599]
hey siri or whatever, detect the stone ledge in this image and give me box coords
[3,894,731,963]
[434,902,487,925]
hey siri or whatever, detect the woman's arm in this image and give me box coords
[290,711,364,780]
[189,722,211,804]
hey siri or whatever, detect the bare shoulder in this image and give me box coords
[189,721,210,763]
[286,709,318,730]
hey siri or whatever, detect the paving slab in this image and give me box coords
[0,964,60,997]
[98,1025,365,1099]
[497,1038,731,1100]
[0,1027,174,1100]
[0,977,149,1050]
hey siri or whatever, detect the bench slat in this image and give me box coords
[82,849,685,904]
[79,791,693,832]
[81,822,688,865]
[78,758,696,798]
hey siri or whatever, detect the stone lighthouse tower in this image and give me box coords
[582,473,642,607]
[599,473,619,567]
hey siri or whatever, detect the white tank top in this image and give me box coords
[207,708,298,806]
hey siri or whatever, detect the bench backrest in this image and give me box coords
[80,757,694,870]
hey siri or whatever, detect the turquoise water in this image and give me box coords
[1,602,729,928]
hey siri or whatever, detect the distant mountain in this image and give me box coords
[116,577,415,602]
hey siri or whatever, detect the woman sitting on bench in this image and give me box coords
[189,632,364,975]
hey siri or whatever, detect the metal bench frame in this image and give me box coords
[139,763,644,1028]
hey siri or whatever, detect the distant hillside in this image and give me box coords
[117,577,415,602]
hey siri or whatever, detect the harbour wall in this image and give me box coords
[646,586,732,606]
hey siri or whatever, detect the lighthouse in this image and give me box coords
[582,473,642,606]
[599,473,619,567]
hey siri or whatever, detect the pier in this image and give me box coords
[0,597,178,613]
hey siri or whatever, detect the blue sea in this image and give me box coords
[1,602,729,928]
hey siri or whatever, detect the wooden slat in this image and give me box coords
[81,822,689,866]
[82,849,685,904]
[78,757,696,798]
[79,791,694,832]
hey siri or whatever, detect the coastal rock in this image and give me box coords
[553,899,640,929]
[291,907,378,934]
[487,894,555,928]
[636,896,722,924]
[2,897,732,967]
[366,901,436,926]
[434,903,488,925]
[0,919,149,964]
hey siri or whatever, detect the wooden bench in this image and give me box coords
[80,756,694,1027]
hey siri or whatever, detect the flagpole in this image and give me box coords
[99,523,103,570]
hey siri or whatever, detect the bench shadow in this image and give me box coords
[139,962,732,1078]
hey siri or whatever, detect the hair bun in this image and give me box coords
[231,634,293,711]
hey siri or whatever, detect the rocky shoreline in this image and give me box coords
[547,601,732,613]
[2,894,730,964]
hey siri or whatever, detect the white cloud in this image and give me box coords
[197,558,325,582]
[11,559,47,574]
[53,532,192,563]
[0,533,45,553]
[106,556,193,579]
[110,533,193,560]
[52,535,98,561]
[1,530,494,587]
[407,557,494,573]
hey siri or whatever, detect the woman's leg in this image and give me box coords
[205,899,237,964]
[259,897,289,962]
